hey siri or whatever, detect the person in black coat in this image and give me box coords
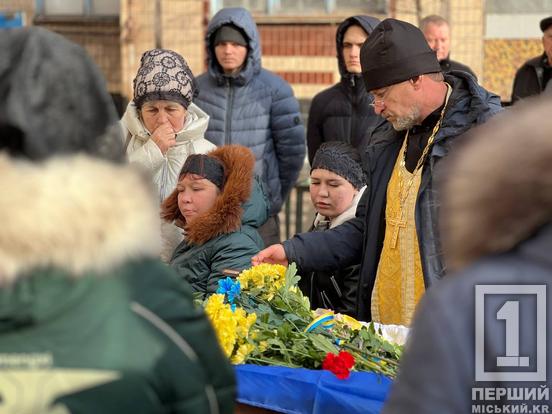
[306,15,381,165]
[420,15,477,79]
[300,142,367,317]
[253,19,502,323]
[511,16,552,103]
[383,96,552,414]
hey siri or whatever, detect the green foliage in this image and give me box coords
[230,264,403,378]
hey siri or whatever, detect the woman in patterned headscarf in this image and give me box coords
[120,49,216,260]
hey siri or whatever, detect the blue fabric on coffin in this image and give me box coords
[236,364,392,414]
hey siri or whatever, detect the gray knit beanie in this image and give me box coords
[311,142,366,190]
[133,49,197,109]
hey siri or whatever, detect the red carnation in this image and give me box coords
[322,351,355,379]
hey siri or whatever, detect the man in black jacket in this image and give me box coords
[253,19,502,324]
[306,15,381,164]
[511,16,552,103]
[420,15,477,79]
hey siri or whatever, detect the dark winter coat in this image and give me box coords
[299,187,366,317]
[306,15,381,164]
[439,56,477,79]
[195,7,306,215]
[165,146,269,295]
[284,72,503,321]
[511,53,551,103]
[383,98,552,413]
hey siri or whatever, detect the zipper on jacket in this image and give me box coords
[225,78,234,145]
[350,76,358,146]
[330,275,343,298]
[160,158,169,203]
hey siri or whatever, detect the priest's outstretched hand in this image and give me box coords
[251,244,288,266]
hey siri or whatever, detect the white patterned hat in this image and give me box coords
[133,49,197,109]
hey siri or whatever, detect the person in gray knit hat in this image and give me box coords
[299,142,367,317]
[254,18,502,324]
[120,48,216,261]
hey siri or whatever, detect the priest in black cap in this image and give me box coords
[253,18,502,325]
[511,15,552,103]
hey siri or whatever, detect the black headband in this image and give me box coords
[179,154,225,189]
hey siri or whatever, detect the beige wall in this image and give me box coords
[120,0,205,100]
[394,0,485,82]
[1,0,34,21]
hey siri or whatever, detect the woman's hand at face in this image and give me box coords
[150,122,177,154]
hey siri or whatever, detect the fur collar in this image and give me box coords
[162,145,255,245]
[0,154,161,284]
[185,146,255,244]
[442,97,552,271]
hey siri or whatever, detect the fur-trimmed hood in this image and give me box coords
[441,96,552,271]
[162,145,268,245]
[0,154,161,284]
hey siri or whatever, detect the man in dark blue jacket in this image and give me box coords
[195,7,306,246]
[253,19,502,323]
[306,15,381,164]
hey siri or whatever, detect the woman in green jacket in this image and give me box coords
[162,145,269,294]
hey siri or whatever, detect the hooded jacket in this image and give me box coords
[195,7,306,215]
[164,146,269,294]
[306,15,381,164]
[0,27,234,413]
[511,53,551,103]
[382,97,552,414]
[284,72,503,321]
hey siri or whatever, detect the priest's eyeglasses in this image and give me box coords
[369,85,393,108]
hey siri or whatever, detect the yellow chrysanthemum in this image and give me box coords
[238,264,287,300]
[231,343,255,364]
[258,341,268,352]
[204,294,257,363]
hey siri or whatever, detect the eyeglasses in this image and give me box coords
[369,77,418,108]
[369,85,394,108]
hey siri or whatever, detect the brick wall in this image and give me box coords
[121,0,205,100]
[258,23,338,99]
[37,19,122,94]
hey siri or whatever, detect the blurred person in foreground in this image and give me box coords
[306,15,381,164]
[253,19,502,325]
[419,14,476,79]
[383,96,552,413]
[0,27,234,413]
[121,48,216,261]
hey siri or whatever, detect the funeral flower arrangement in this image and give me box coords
[202,263,403,379]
